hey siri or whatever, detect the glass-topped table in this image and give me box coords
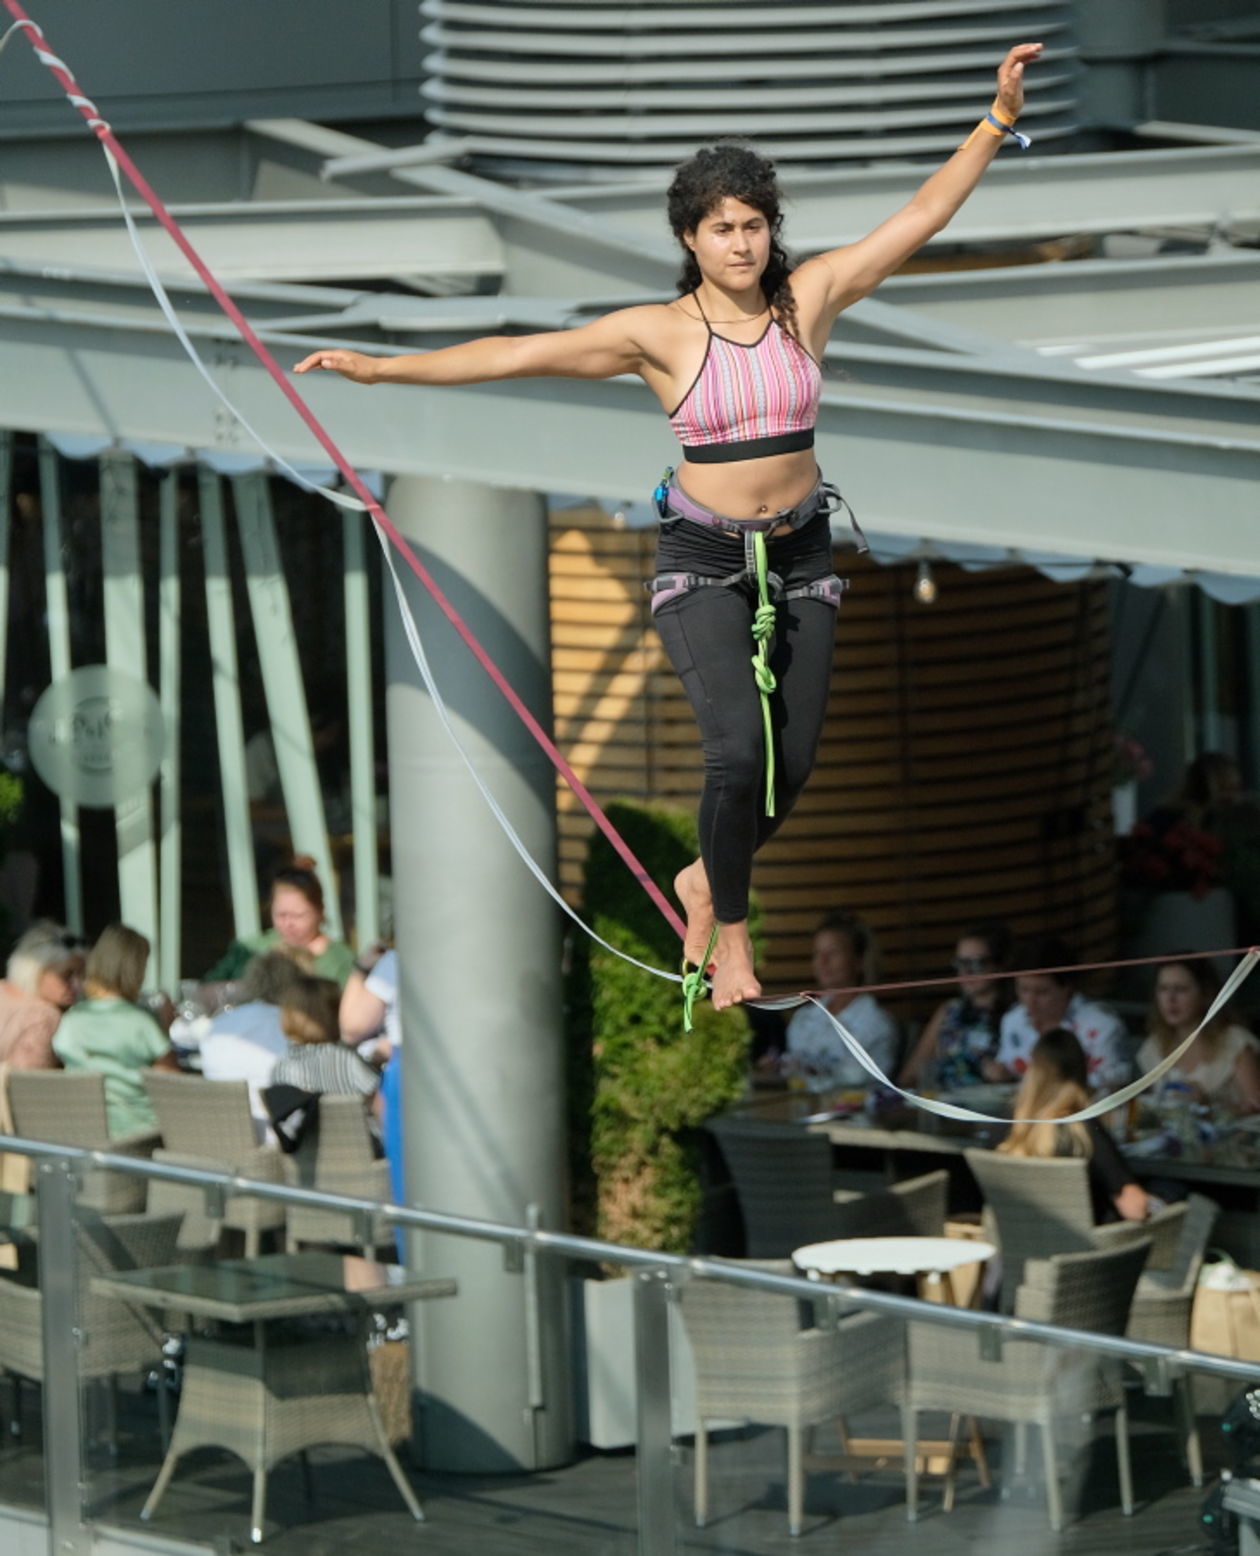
[94,1249,453,1323]
[92,1251,457,1544]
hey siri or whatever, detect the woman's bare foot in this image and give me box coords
[711,922,762,1010]
[675,859,716,968]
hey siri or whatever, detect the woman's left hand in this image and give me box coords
[995,42,1045,121]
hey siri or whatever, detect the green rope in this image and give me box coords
[681,922,720,1032]
[749,530,777,817]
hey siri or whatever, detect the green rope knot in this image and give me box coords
[751,601,777,642]
[751,655,777,694]
[681,923,720,1032]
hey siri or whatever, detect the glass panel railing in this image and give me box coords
[1,1138,1258,1554]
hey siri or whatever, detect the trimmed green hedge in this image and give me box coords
[566,800,754,1253]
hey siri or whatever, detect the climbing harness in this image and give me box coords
[648,469,865,817]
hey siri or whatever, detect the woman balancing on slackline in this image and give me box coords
[295,42,1043,1012]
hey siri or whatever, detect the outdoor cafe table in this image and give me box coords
[792,1233,996,1497]
[92,1251,457,1543]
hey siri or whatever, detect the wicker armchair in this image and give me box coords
[708,1116,948,1257]
[679,1259,905,1536]
[1123,1194,1218,1489]
[903,1238,1151,1531]
[0,1209,184,1439]
[142,1072,286,1255]
[7,1070,158,1213]
[283,1095,391,1254]
[832,1170,949,1241]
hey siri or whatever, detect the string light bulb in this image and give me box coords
[913,559,937,605]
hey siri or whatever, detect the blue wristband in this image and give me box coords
[986,111,1031,150]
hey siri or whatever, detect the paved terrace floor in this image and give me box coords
[0,1386,1228,1554]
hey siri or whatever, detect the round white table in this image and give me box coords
[793,1234,996,1292]
[792,1234,997,1502]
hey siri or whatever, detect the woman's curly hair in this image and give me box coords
[666,142,799,338]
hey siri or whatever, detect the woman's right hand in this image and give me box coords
[293,348,380,383]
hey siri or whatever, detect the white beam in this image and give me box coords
[0,307,1255,578]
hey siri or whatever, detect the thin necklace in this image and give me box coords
[688,291,770,325]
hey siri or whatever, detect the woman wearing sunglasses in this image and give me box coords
[899,924,1012,1091]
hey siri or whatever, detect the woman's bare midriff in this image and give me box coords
[677,447,821,533]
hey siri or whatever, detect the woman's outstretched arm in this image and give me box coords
[293,305,656,387]
[791,42,1043,331]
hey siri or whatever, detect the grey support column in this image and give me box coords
[384,475,572,1473]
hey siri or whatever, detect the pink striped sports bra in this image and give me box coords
[667,292,822,464]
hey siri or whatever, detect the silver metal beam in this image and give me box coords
[552,143,1260,251]
[0,303,1256,575]
[4,130,1259,300]
[100,450,160,962]
[37,438,83,933]
[0,195,504,286]
[231,472,341,938]
[876,252,1260,345]
[199,469,261,942]
[157,469,182,994]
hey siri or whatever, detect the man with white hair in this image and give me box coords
[0,921,85,1068]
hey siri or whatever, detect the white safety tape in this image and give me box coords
[805,947,1260,1125]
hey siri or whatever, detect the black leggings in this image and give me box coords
[653,510,840,923]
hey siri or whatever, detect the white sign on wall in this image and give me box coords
[27,666,166,809]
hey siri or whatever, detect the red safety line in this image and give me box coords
[2,0,687,942]
[770,943,1260,1006]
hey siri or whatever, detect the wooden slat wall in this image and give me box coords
[549,505,1116,1010]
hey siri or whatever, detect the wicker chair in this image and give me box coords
[832,1170,949,1241]
[283,1095,391,1254]
[679,1258,905,1536]
[1123,1194,1218,1488]
[0,1209,184,1440]
[7,1070,158,1213]
[708,1116,947,1257]
[142,1072,286,1255]
[903,1237,1151,1531]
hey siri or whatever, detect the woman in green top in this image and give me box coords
[205,860,355,987]
[53,923,180,1139]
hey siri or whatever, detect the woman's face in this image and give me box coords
[37,957,83,1010]
[1156,964,1207,1032]
[812,930,860,993]
[1016,974,1072,1035]
[271,885,321,948]
[685,198,771,291]
[953,935,997,1000]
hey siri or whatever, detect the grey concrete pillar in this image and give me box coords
[384,474,573,1473]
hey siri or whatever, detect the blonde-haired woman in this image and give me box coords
[52,923,178,1137]
[998,1028,1149,1224]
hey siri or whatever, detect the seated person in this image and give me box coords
[785,910,899,1088]
[200,948,314,1133]
[998,1027,1150,1224]
[1137,956,1260,1114]
[899,922,1011,1090]
[52,923,179,1138]
[0,921,86,1069]
[204,859,355,988]
[272,973,380,1099]
[992,935,1128,1092]
[339,942,400,1064]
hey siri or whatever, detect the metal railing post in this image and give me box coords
[36,1155,90,1556]
[633,1267,676,1556]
